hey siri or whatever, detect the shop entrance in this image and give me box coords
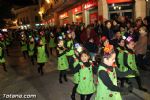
[109,9,133,19]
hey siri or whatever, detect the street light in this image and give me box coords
[45,0,50,4]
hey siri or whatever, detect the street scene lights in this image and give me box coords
[112,3,121,10]
[45,0,50,4]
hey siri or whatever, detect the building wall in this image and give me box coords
[39,0,147,26]
[14,5,40,28]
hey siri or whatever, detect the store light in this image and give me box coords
[146,0,149,2]
[113,6,116,10]
[112,3,115,6]
[45,0,50,4]
[118,6,121,10]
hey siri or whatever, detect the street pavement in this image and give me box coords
[0,41,150,100]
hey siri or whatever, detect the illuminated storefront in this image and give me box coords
[83,0,98,25]
[72,5,83,23]
[59,12,69,25]
[107,0,133,19]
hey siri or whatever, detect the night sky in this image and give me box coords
[0,0,38,7]
[0,0,38,28]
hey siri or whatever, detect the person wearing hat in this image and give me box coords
[57,36,69,83]
[123,36,147,92]
[95,45,135,100]
[27,36,36,65]
[0,43,7,72]
[70,43,83,100]
[36,38,49,76]
[49,32,56,55]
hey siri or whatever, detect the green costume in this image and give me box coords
[0,41,6,48]
[5,37,11,46]
[72,55,80,84]
[49,37,56,48]
[66,40,74,56]
[95,65,122,100]
[41,36,46,44]
[123,50,139,78]
[116,47,127,72]
[0,46,5,63]
[57,47,69,70]
[37,45,48,63]
[21,41,27,51]
[77,62,95,95]
[28,43,35,56]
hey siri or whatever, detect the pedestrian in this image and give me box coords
[65,31,75,68]
[123,36,147,92]
[0,43,7,72]
[57,37,69,83]
[135,26,148,70]
[115,38,127,87]
[72,50,96,100]
[27,36,36,65]
[95,44,134,100]
[49,32,56,55]
[20,34,28,59]
[36,38,48,76]
[71,43,83,100]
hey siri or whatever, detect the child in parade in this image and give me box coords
[36,38,48,76]
[20,34,28,59]
[65,31,75,67]
[40,31,47,45]
[57,36,69,83]
[4,33,11,56]
[95,44,135,100]
[71,50,96,100]
[0,43,7,72]
[27,36,36,65]
[115,37,126,87]
[71,43,83,100]
[49,32,56,55]
[123,36,147,92]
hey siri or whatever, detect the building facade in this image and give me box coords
[39,0,148,26]
[13,5,40,28]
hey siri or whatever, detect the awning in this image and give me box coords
[107,0,132,4]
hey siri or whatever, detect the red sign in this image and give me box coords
[59,12,68,19]
[84,1,98,10]
[72,6,82,14]
[107,0,132,4]
[63,20,68,24]
[90,12,98,24]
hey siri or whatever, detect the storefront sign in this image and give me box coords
[84,1,98,10]
[59,12,68,19]
[72,6,82,14]
[90,12,98,24]
[107,0,132,4]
